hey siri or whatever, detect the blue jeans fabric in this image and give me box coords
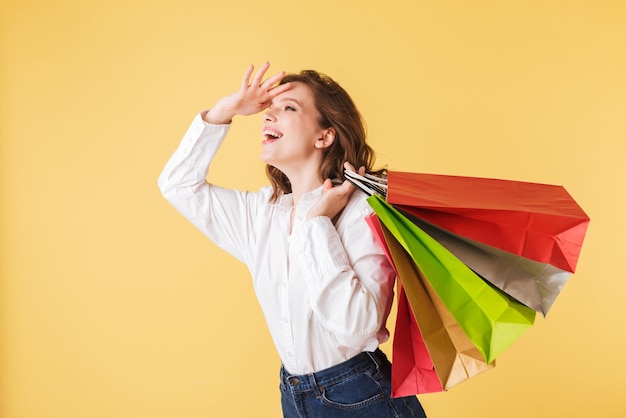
[279,349,427,418]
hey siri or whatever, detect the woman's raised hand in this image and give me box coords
[204,62,292,124]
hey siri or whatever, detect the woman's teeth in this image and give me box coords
[263,129,283,142]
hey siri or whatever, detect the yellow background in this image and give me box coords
[1,0,624,417]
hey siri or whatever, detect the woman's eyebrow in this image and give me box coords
[275,97,303,106]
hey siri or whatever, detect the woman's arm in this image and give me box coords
[157,116,254,262]
[291,195,395,347]
[158,63,291,263]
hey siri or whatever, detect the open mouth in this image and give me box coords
[262,128,283,144]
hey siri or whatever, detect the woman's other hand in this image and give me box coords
[306,163,365,221]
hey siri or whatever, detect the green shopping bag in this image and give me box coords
[368,195,536,363]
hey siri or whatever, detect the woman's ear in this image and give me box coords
[315,127,336,149]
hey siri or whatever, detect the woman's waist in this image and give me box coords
[280,348,388,391]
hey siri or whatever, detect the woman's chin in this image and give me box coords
[260,153,272,165]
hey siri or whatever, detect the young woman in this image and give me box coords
[158,62,427,418]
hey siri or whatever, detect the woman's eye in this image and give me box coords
[284,106,296,111]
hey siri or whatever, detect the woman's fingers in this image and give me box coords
[227,62,291,115]
[250,61,271,87]
[261,69,286,90]
[241,62,290,102]
[240,64,255,90]
[267,81,292,99]
[343,162,366,176]
[241,62,280,92]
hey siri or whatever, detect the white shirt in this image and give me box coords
[158,113,395,374]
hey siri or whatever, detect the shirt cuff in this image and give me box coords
[291,216,351,279]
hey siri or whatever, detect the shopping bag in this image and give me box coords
[398,208,571,316]
[367,214,494,396]
[368,195,536,364]
[386,171,590,273]
[393,285,443,396]
[352,169,590,396]
[366,215,443,395]
[381,221,495,394]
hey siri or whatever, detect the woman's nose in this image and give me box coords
[263,109,276,123]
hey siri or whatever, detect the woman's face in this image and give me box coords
[260,82,330,176]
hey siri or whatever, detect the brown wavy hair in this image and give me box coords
[266,70,385,202]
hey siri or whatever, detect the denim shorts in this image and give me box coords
[279,349,427,418]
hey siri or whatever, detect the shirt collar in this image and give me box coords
[274,185,326,219]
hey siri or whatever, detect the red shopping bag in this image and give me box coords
[387,171,590,273]
[393,284,443,396]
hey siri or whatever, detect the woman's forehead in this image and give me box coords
[274,82,314,103]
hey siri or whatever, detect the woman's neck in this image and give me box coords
[289,175,324,206]
[278,157,324,206]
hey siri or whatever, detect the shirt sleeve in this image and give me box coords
[289,197,395,347]
[157,112,259,265]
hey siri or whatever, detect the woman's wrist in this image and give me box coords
[203,96,241,124]
[202,106,234,125]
